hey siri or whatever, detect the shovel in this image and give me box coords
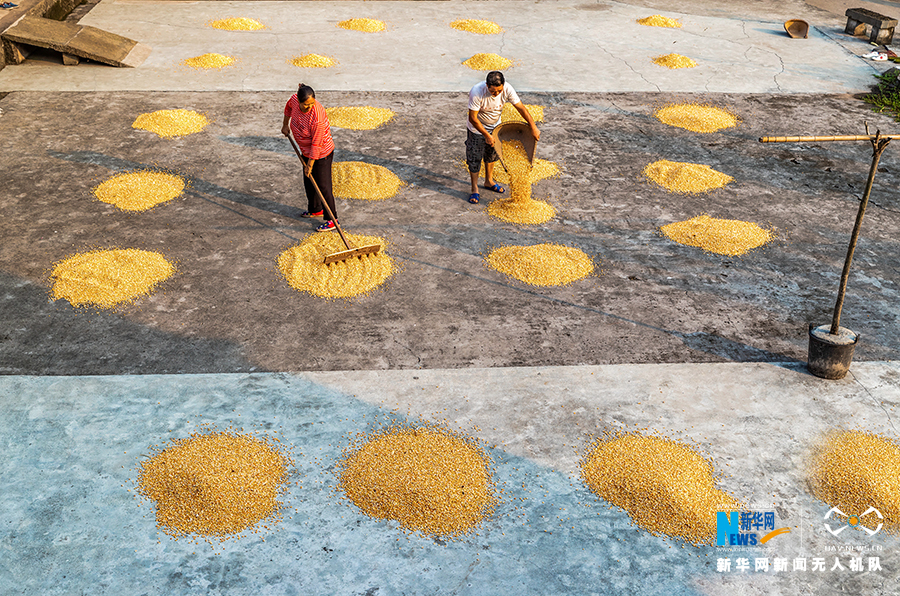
[286,134,382,265]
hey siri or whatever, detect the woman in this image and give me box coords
[281,83,337,231]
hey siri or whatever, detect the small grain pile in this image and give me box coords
[289,54,336,68]
[50,248,175,308]
[326,106,395,130]
[450,19,503,34]
[809,430,900,533]
[642,160,733,194]
[137,430,290,539]
[338,18,386,32]
[183,53,236,70]
[485,244,593,286]
[654,104,739,133]
[661,215,771,256]
[653,53,697,69]
[277,232,393,299]
[637,15,682,28]
[581,433,741,545]
[501,102,544,124]
[208,17,265,31]
[338,424,495,537]
[93,170,185,211]
[132,109,210,138]
[463,53,513,71]
[333,162,404,201]
[486,139,556,224]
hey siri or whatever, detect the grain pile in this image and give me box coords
[208,17,265,31]
[50,248,175,308]
[450,19,503,34]
[289,54,336,68]
[661,215,771,256]
[653,53,697,69]
[463,53,513,71]
[581,433,740,545]
[183,53,236,70]
[501,102,544,124]
[326,106,395,130]
[132,109,210,138]
[809,430,900,532]
[637,15,682,28]
[333,162,404,201]
[486,139,557,224]
[137,430,290,540]
[93,171,186,212]
[338,18,386,32]
[475,157,559,185]
[642,160,733,194]
[338,424,495,537]
[485,244,593,286]
[277,232,392,298]
[654,104,739,133]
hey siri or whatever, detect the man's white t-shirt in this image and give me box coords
[467,81,521,134]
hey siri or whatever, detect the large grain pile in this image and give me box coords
[333,162,404,201]
[475,157,559,186]
[581,433,740,545]
[208,17,265,31]
[450,19,503,34]
[661,215,771,256]
[486,139,556,224]
[485,244,593,286]
[809,430,900,533]
[463,53,513,71]
[93,170,186,211]
[137,430,290,539]
[654,104,739,133]
[642,160,733,194]
[653,53,697,69]
[289,54,336,68]
[277,232,392,298]
[338,18,386,32]
[338,425,495,537]
[183,53,236,70]
[326,106,395,130]
[50,248,175,308]
[501,102,544,124]
[637,15,682,28]
[132,109,209,138]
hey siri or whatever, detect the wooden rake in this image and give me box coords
[286,134,382,265]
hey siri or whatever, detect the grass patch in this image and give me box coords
[863,69,900,121]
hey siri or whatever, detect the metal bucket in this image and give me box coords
[807,323,858,380]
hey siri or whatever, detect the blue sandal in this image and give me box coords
[485,183,505,194]
[468,193,480,204]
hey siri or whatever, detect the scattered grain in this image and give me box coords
[333,162,404,201]
[208,17,265,31]
[289,54,336,68]
[93,170,185,211]
[485,244,593,286]
[654,103,739,133]
[637,15,682,28]
[642,160,733,194]
[652,53,697,69]
[501,102,544,124]
[486,139,556,224]
[463,53,513,71]
[183,53,236,70]
[326,106,395,130]
[661,215,771,256]
[338,18,386,32]
[450,19,503,34]
[132,109,209,138]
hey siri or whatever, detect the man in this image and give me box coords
[466,70,540,204]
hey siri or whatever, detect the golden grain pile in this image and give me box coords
[338,425,495,537]
[338,18,386,32]
[326,106,395,130]
[93,171,186,211]
[485,244,593,286]
[654,104,739,133]
[183,53,236,70]
[476,157,559,185]
[486,139,557,224]
[463,53,513,71]
[132,109,210,138]
[208,17,265,31]
[809,430,900,532]
[333,162,404,201]
[450,19,503,34]
[277,233,392,298]
[637,15,682,28]
[289,54,336,68]
[661,215,771,256]
[501,102,544,124]
[50,248,175,308]
[642,160,733,194]
[581,433,740,545]
[653,53,697,69]
[137,431,290,539]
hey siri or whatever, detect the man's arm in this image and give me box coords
[468,109,495,145]
[512,102,541,141]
